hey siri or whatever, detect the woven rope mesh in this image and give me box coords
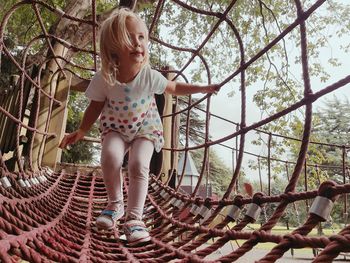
[1,0,350,262]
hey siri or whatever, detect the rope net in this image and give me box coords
[1,0,350,262]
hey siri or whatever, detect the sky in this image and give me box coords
[208,38,349,184]
[158,0,350,184]
[72,0,349,185]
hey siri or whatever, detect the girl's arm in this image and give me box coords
[165,81,220,96]
[78,100,105,133]
[59,100,105,148]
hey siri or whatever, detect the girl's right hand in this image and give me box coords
[59,129,86,149]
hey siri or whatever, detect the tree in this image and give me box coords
[287,97,349,179]
[191,148,235,197]
[250,177,303,228]
[313,96,350,146]
[2,1,349,178]
[145,0,350,197]
[248,97,350,225]
[294,97,350,224]
[1,0,116,167]
[60,91,101,164]
[235,1,350,192]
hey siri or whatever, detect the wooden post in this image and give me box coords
[41,72,71,169]
[160,70,180,182]
[31,44,68,170]
[161,92,173,181]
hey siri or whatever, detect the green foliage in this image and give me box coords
[250,176,306,227]
[0,47,19,91]
[177,97,207,145]
[3,1,349,203]
[149,1,349,163]
[287,97,350,182]
[144,0,350,208]
[248,96,350,225]
[281,97,349,224]
[246,0,350,200]
[191,149,235,197]
[1,1,67,56]
[60,90,101,164]
[313,96,350,146]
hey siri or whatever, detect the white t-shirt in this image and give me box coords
[85,65,168,152]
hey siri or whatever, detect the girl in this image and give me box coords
[59,8,220,246]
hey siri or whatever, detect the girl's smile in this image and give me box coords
[130,51,144,60]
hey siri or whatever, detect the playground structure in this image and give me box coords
[1,0,350,262]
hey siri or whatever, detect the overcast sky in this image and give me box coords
[186,0,350,183]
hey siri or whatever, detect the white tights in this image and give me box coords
[101,132,154,220]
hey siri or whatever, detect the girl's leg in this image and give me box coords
[101,132,128,210]
[126,138,154,220]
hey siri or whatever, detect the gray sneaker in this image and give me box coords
[123,219,151,246]
[96,204,124,230]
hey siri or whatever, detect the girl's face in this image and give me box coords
[117,17,148,68]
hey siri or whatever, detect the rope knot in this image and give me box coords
[245,193,265,221]
[232,194,244,208]
[252,192,265,206]
[251,230,263,242]
[318,180,338,202]
[309,181,338,222]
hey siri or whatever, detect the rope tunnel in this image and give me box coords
[1,0,350,262]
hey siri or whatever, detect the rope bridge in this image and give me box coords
[1,0,350,262]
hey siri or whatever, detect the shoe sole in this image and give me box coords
[128,236,151,247]
[96,221,114,230]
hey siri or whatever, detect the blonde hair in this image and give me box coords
[99,8,149,85]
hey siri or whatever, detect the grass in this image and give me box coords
[246,223,340,236]
[209,223,342,252]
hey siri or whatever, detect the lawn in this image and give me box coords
[209,223,342,253]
